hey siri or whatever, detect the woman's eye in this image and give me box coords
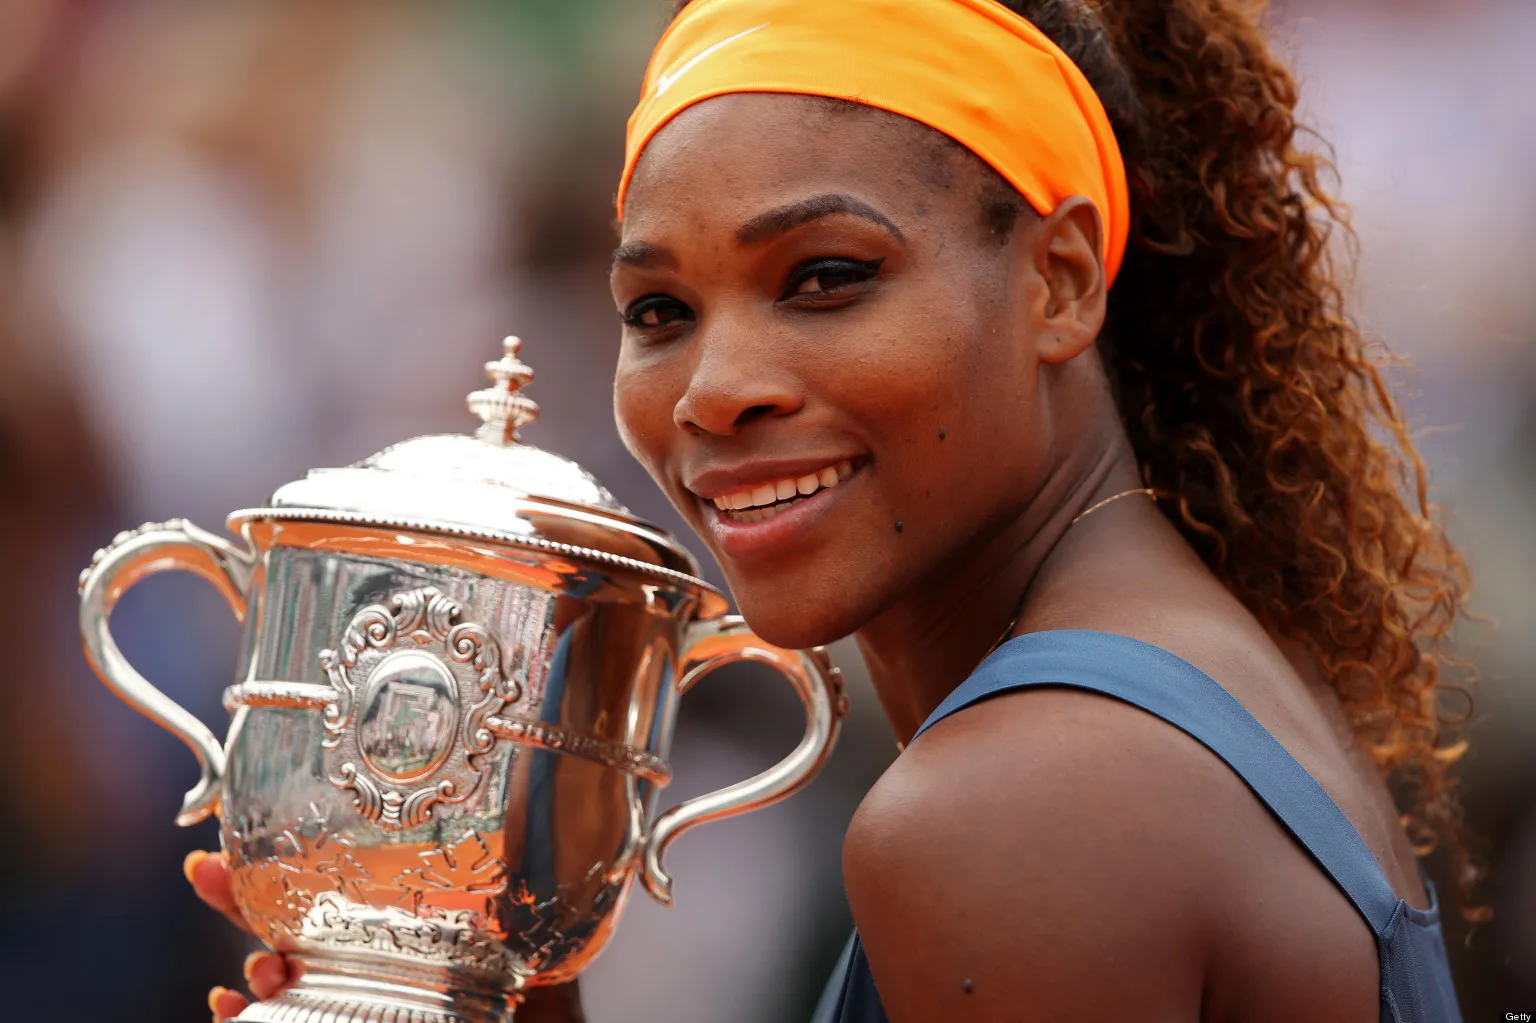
[785,257,885,298]
[622,295,692,329]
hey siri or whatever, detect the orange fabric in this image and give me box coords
[619,0,1130,284]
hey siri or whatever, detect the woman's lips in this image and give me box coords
[701,461,863,563]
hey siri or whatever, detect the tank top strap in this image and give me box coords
[911,629,1403,937]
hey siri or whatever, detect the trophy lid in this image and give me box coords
[228,337,721,609]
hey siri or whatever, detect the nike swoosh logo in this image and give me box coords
[654,22,771,98]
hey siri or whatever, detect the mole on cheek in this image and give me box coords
[939,428,947,440]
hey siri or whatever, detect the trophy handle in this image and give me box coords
[641,615,848,905]
[78,519,254,826]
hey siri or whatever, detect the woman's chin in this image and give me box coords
[728,587,864,652]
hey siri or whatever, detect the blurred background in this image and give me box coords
[0,0,1530,1019]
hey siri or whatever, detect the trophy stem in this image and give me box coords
[233,952,520,1023]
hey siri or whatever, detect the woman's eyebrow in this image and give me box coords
[611,193,905,271]
[736,192,906,246]
[611,240,677,273]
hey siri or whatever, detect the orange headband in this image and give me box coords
[619,0,1131,284]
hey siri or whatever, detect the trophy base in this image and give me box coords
[233,954,519,1023]
[235,995,515,1023]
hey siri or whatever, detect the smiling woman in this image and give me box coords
[199,0,1482,1020]
[605,0,1479,1020]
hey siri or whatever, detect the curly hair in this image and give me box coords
[664,0,1486,925]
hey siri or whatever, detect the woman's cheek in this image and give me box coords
[612,361,672,474]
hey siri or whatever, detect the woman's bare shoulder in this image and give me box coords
[840,686,1243,1020]
[842,677,1382,1021]
[848,681,1257,864]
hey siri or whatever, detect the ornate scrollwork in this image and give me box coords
[298,891,513,973]
[319,587,519,830]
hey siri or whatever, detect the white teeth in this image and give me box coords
[711,461,859,516]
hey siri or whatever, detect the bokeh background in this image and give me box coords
[0,0,1531,1019]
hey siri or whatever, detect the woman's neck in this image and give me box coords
[852,436,1146,746]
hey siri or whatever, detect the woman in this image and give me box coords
[196,0,1482,1019]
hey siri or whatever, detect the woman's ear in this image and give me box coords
[1029,196,1108,365]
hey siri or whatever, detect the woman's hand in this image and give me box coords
[185,849,588,1022]
[184,849,299,1021]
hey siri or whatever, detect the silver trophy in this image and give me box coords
[78,337,848,1022]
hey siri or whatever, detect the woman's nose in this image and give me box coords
[672,332,805,436]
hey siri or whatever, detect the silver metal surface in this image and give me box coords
[76,337,848,1019]
[78,518,255,825]
[643,618,848,905]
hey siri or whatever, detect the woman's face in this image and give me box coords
[612,94,1087,649]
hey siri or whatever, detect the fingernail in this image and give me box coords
[208,986,229,1012]
[184,850,210,886]
[243,951,265,982]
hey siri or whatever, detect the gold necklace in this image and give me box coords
[895,487,1157,752]
[979,487,1156,659]
[1068,486,1158,527]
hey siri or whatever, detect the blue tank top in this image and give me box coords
[810,630,1462,1023]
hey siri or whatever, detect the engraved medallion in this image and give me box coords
[319,586,517,830]
[358,649,460,782]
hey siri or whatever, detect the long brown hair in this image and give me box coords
[664,0,1487,924]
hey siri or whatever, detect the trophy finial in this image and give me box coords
[467,336,540,445]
